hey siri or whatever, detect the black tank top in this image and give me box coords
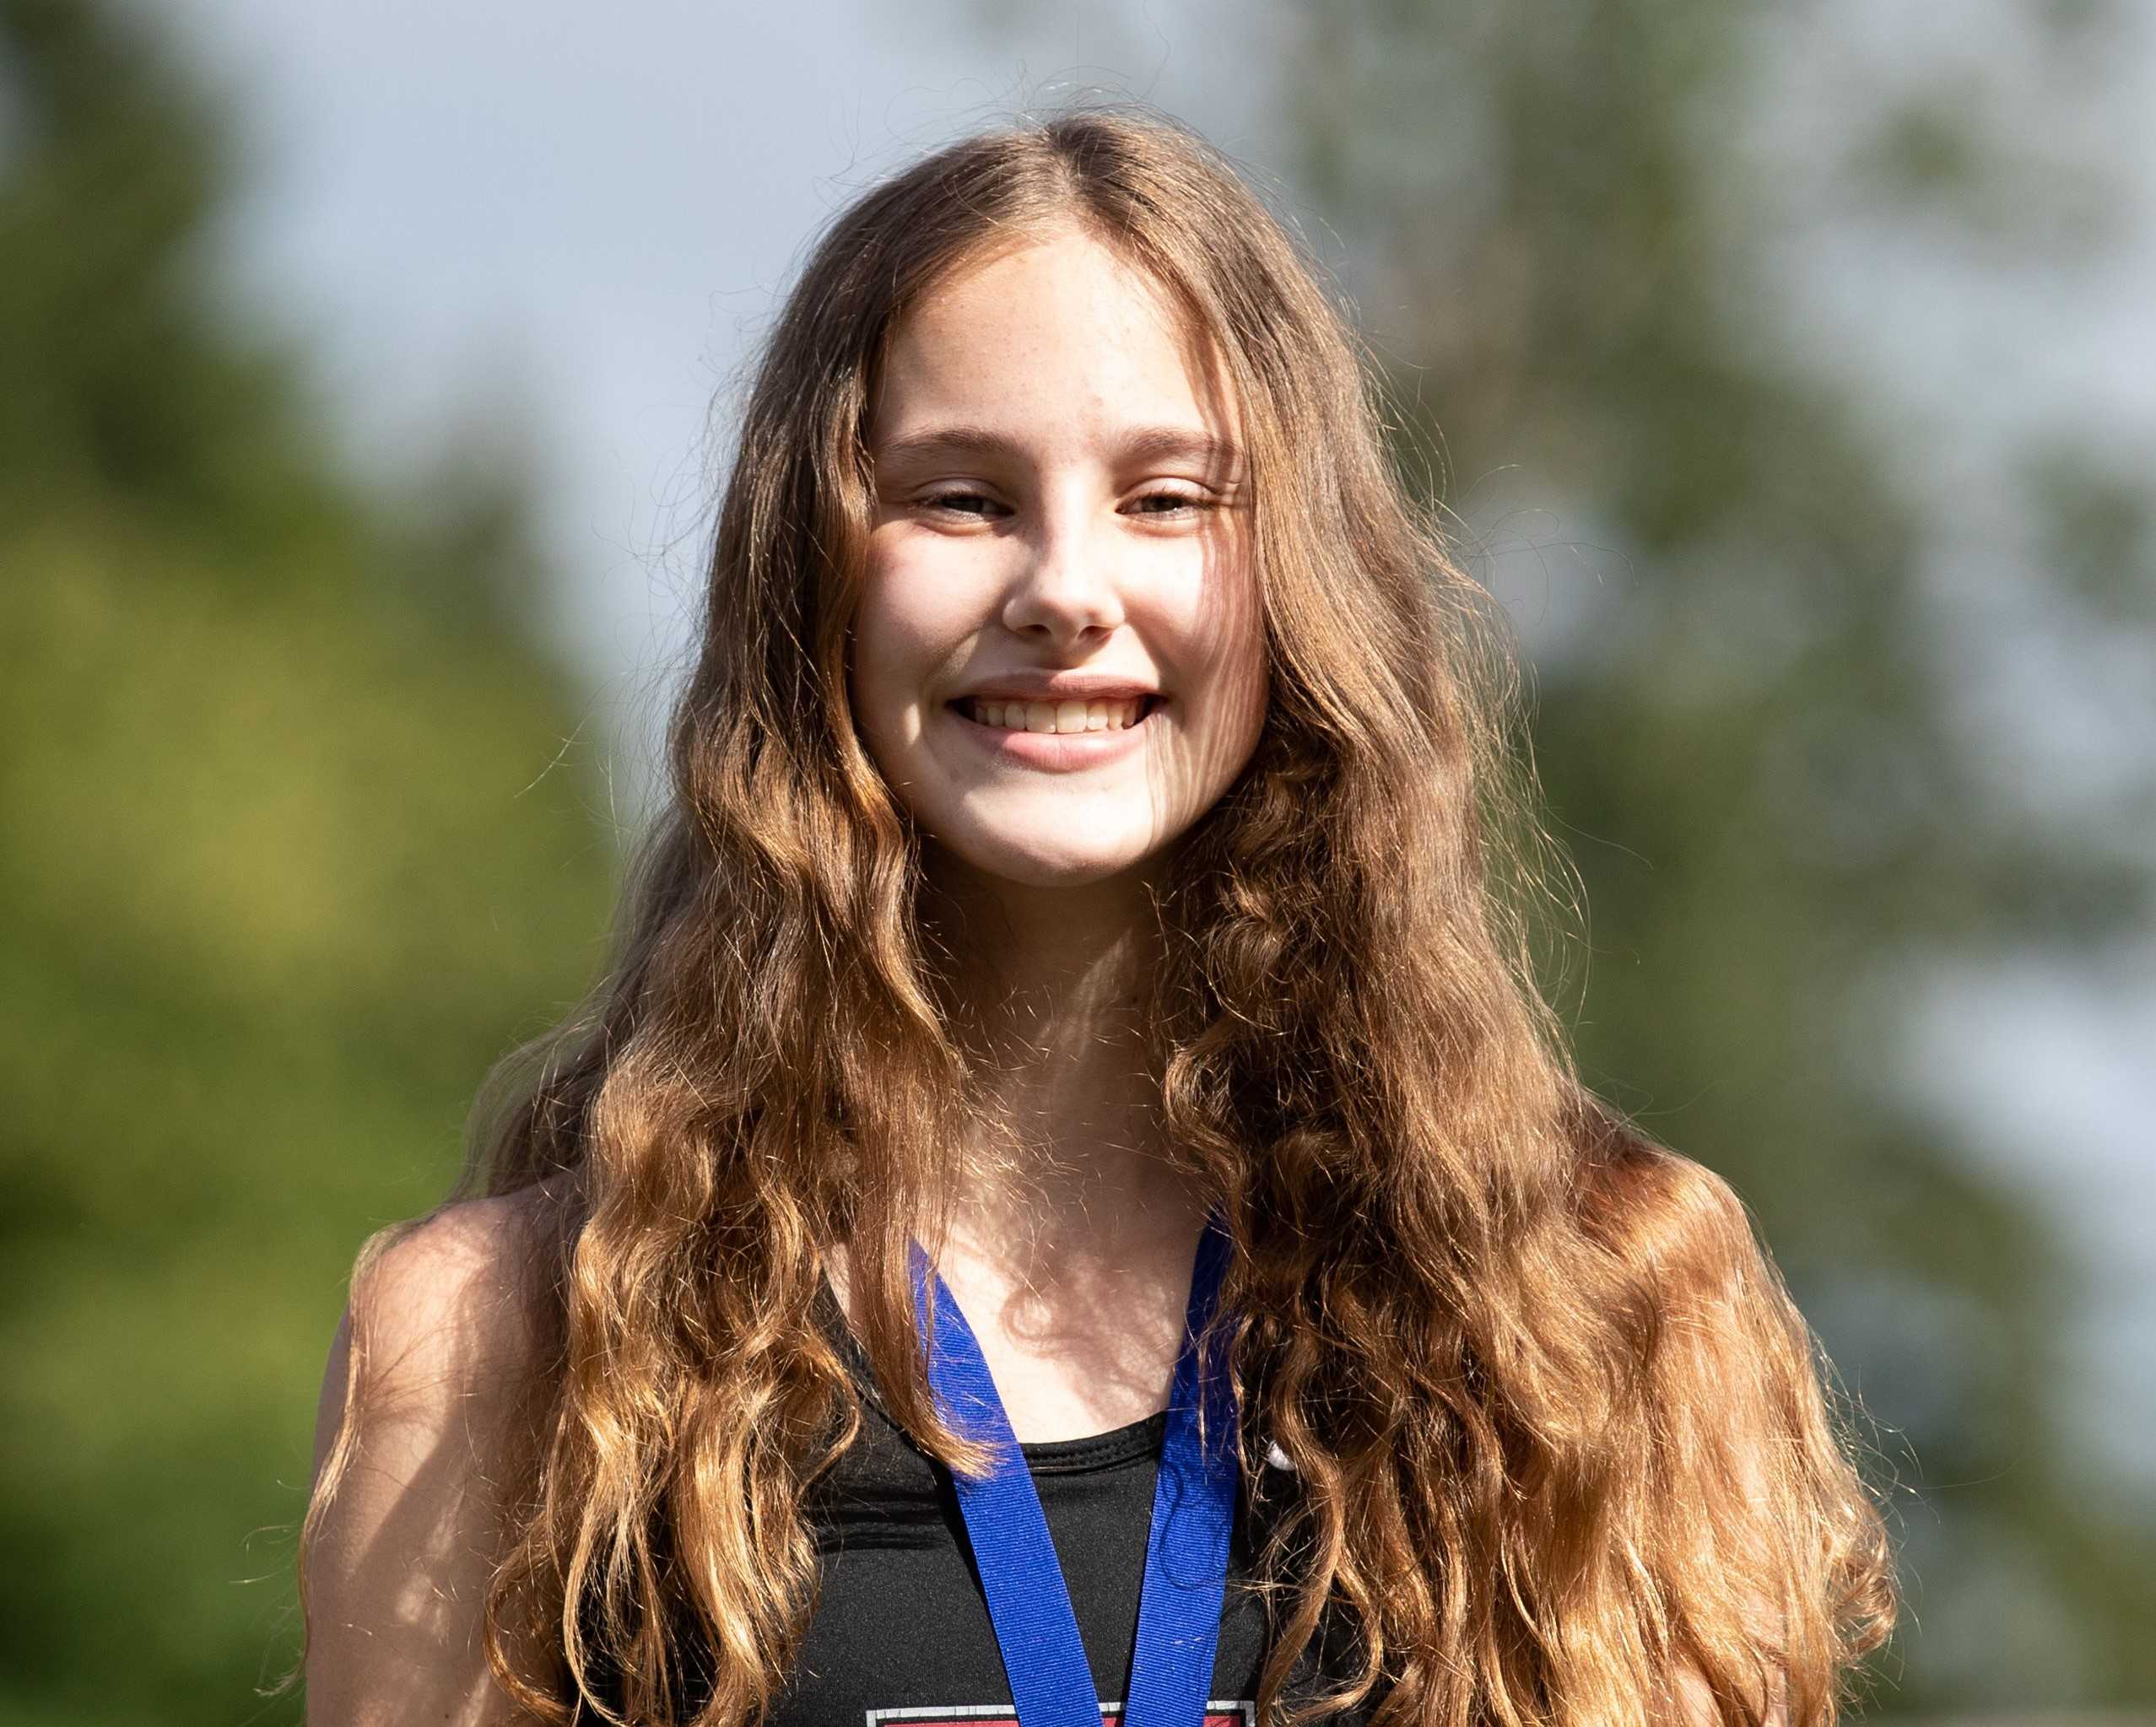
[581,1282,1369,1725]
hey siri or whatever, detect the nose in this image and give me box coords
[999,489,1126,650]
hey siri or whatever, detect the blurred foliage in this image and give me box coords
[0,1,616,1722]
[5,0,2154,1718]
[1265,0,2156,1710]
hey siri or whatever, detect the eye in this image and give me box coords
[921,489,1001,518]
[1127,489,1213,518]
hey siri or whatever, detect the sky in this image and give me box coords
[149,0,1285,811]
[147,0,2155,1488]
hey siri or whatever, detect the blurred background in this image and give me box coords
[3,0,2151,1719]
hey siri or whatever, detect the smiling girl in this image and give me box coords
[297,109,1894,1727]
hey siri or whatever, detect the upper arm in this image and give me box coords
[1666,1390,1792,1724]
[1576,1136,1836,1726]
[1664,1264,1804,1726]
[303,1194,557,1727]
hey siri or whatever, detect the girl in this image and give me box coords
[298,107,1894,1727]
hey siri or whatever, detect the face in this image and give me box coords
[852,226,1267,892]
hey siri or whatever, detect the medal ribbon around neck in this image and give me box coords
[905,1216,1240,1727]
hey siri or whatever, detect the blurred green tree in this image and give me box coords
[1265,0,2156,1709]
[0,1,616,1721]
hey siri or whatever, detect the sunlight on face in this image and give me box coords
[851,224,1268,892]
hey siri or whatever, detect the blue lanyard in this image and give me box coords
[906,1217,1240,1727]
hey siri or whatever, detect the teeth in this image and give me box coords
[966,696,1149,734]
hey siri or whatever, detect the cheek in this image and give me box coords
[1181,557,1267,715]
[846,594,911,772]
[851,558,945,704]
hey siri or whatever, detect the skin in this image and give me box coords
[305,1191,555,1725]
[839,220,1269,1442]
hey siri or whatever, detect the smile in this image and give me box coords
[946,695,1165,771]
[958,695,1157,734]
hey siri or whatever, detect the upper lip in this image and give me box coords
[950,675,1161,704]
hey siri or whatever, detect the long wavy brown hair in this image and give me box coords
[299,105,1894,1727]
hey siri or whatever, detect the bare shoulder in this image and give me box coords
[362,1190,554,1374]
[368,1185,559,1325]
[316,1193,554,1444]
[305,1188,567,1726]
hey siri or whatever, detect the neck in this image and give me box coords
[817,853,1209,1438]
[919,850,1205,1289]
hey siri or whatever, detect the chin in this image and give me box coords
[931,827,1164,891]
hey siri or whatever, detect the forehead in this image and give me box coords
[868,229,1240,458]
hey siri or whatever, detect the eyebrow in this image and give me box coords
[873,423,1246,481]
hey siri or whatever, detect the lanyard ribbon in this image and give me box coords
[907,1217,1240,1727]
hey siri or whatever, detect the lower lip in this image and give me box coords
[948,699,1164,770]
